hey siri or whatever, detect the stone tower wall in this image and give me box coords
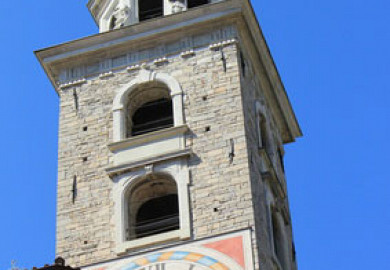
[237,40,296,270]
[56,34,264,268]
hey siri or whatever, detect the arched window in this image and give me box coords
[126,174,179,240]
[272,212,283,264]
[139,0,163,21]
[112,70,184,143]
[126,83,173,137]
[271,210,290,270]
[136,194,179,238]
[131,98,173,136]
[255,101,270,151]
[258,113,267,150]
[188,0,209,9]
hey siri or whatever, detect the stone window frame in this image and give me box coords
[264,183,291,270]
[255,100,271,150]
[113,69,184,142]
[113,159,191,254]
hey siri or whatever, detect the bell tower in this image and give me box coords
[36,0,302,270]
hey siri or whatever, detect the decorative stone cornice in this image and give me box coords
[180,50,195,58]
[58,79,87,90]
[209,39,238,50]
[99,71,114,79]
[126,64,142,72]
[153,57,169,66]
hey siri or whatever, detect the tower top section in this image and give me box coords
[88,0,224,32]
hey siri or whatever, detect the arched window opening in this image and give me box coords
[272,211,288,269]
[126,174,179,240]
[131,98,173,136]
[139,0,163,21]
[136,194,179,238]
[258,113,268,150]
[126,84,173,137]
[272,213,283,263]
[188,0,209,9]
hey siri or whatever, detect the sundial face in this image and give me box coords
[138,262,210,270]
[115,251,230,270]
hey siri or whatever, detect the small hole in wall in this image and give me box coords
[84,241,88,245]
[205,126,211,132]
[213,208,219,212]
[202,96,208,101]
[83,126,88,131]
[82,157,88,162]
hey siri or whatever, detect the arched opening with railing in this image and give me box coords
[125,173,179,240]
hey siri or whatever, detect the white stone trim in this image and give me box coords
[126,64,142,72]
[99,71,114,79]
[209,39,237,50]
[181,50,196,58]
[113,159,191,254]
[112,69,185,142]
[58,79,87,89]
[99,0,136,32]
[153,57,169,66]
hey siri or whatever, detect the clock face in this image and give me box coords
[138,262,210,270]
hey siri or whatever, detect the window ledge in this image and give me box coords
[259,148,286,198]
[108,125,189,168]
[108,125,188,152]
[116,229,190,255]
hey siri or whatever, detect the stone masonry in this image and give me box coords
[37,1,301,270]
[56,41,260,266]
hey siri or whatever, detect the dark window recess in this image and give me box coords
[240,51,246,77]
[110,16,117,30]
[272,213,283,262]
[131,98,173,136]
[135,194,179,239]
[278,148,285,172]
[188,0,209,8]
[139,0,163,21]
[259,116,267,149]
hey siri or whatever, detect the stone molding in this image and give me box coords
[106,148,192,177]
[59,79,87,90]
[108,125,189,152]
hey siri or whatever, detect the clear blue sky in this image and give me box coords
[1,0,389,269]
